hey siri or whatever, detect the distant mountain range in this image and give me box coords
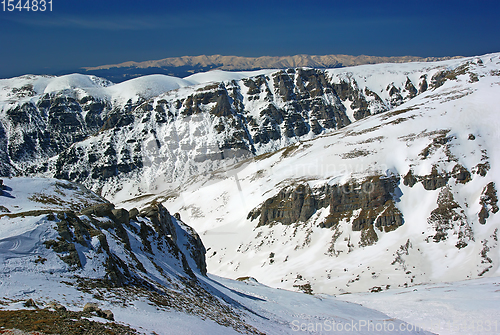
[82,54,463,83]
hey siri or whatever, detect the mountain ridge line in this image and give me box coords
[83,54,465,71]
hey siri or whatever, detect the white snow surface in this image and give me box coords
[0,177,435,334]
[0,177,106,214]
[104,74,193,106]
[2,54,500,334]
[184,69,276,85]
[111,52,500,297]
[338,276,500,335]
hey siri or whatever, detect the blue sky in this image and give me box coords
[0,0,499,78]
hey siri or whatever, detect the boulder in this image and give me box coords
[129,208,139,220]
[111,208,130,224]
[139,202,177,240]
[81,203,115,218]
[99,309,114,321]
[47,301,66,312]
[83,302,99,313]
[23,298,38,308]
[83,302,114,321]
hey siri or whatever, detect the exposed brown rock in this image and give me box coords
[249,176,404,234]
[427,187,473,247]
[139,202,177,240]
[479,182,499,224]
[420,166,449,190]
[403,170,418,187]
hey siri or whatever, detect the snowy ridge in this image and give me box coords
[2,53,496,200]
[111,53,500,298]
[0,177,434,334]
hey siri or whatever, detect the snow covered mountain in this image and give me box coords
[1,52,500,333]
[0,177,433,334]
[0,54,483,200]
[106,53,500,296]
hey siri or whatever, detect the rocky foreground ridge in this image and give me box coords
[0,177,263,333]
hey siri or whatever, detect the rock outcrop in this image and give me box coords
[479,182,499,224]
[248,175,404,234]
[426,187,473,248]
[42,196,207,286]
[0,63,450,197]
[404,164,472,190]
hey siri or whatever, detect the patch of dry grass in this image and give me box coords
[0,309,138,335]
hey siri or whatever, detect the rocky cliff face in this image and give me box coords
[0,76,113,175]
[246,175,404,254]
[248,176,403,233]
[0,59,458,198]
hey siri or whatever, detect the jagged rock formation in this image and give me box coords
[0,58,467,198]
[426,187,473,247]
[0,177,264,334]
[248,176,403,234]
[247,175,405,254]
[404,164,474,190]
[479,182,499,225]
[38,191,207,286]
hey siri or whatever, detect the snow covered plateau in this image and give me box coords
[1,53,500,334]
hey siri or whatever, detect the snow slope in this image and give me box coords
[112,53,500,297]
[184,69,276,85]
[0,177,432,334]
[338,276,500,335]
[0,177,106,214]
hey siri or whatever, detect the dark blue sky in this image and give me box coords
[0,0,499,78]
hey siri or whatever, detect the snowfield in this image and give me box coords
[112,53,500,298]
[0,177,436,334]
[338,276,500,335]
[1,53,500,334]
